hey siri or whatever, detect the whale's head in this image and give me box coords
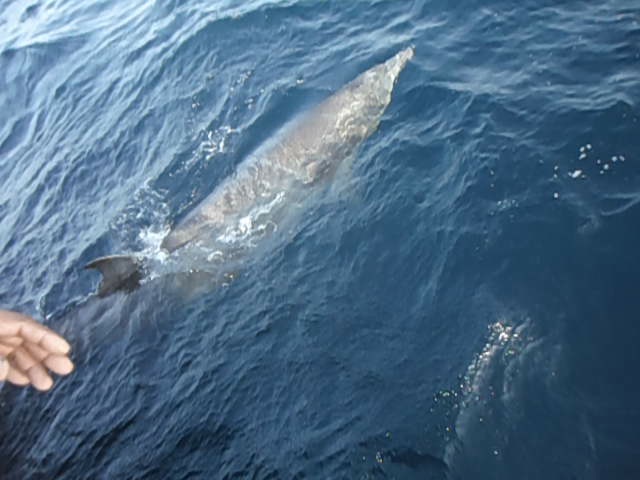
[368,46,415,96]
[333,46,414,143]
[345,46,414,109]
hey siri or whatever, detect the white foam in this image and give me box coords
[136,226,171,271]
[109,183,171,249]
[216,191,285,245]
[201,125,237,160]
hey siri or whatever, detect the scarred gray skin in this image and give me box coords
[161,46,414,253]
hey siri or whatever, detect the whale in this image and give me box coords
[87,46,414,297]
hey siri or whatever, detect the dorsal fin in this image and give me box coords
[85,255,144,297]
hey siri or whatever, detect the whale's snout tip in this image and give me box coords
[390,46,414,71]
[403,45,415,60]
[383,46,414,79]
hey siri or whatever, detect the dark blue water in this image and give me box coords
[1,1,639,478]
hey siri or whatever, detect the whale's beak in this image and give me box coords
[385,46,415,81]
[396,46,415,65]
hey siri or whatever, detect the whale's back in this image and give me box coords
[162,47,414,252]
[87,47,414,296]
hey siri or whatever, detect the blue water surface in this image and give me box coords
[1,1,640,478]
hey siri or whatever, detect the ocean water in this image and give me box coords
[1,0,639,478]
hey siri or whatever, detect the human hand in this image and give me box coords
[0,309,74,391]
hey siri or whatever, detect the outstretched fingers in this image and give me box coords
[4,345,54,390]
[0,311,70,355]
[0,310,74,391]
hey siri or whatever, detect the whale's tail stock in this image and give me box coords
[85,254,145,297]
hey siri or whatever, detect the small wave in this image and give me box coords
[600,191,640,217]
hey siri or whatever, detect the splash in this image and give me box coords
[444,317,534,470]
[459,321,526,402]
[110,184,171,249]
[200,125,237,161]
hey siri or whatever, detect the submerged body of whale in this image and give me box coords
[87,47,414,296]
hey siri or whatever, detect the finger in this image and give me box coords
[10,347,39,373]
[44,355,74,376]
[23,341,49,362]
[41,332,71,356]
[0,336,23,348]
[0,342,16,357]
[27,363,53,391]
[6,365,29,386]
[19,322,71,355]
